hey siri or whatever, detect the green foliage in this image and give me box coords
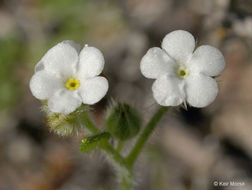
[0,36,23,109]
[80,132,111,153]
[106,103,142,141]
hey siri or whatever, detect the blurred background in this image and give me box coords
[0,0,252,189]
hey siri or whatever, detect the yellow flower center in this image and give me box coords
[177,66,189,79]
[65,78,80,90]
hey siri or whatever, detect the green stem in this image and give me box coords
[102,142,129,172]
[81,106,169,190]
[119,174,133,190]
[81,110,100,134]
[116,140,125,153]
[126,106,170,167]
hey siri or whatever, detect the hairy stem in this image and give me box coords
[119,173,133,190]
[81,110,100,134]
[116,140,125,153]
[81,107,169,190]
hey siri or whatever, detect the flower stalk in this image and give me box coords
[81,107,169,190]
[119,174,133,190]
[126,106,170,167]
[116,140,125,152]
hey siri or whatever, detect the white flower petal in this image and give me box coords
[140,47,176,79]
[64,40,81,52]
[185,74,218,108]
[48,89,82,114]
[79,76,108,104]
[152,74,185,106]
[161,30,195,63]
[34,61,45,72]
[78,46,105,79]
[36,40,79,76]
[188,45,226,76]
[30,70,63,100]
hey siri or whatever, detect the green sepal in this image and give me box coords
[80,132,111,153]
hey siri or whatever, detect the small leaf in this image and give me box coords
[80,132,111,153]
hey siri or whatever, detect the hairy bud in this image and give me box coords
[42,103,87,136]
[106,103,141,140]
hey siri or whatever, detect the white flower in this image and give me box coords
[30,41,109,114]
[140,30,225,108]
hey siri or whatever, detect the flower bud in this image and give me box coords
[106,103,141,140]
[42,103,86,136]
